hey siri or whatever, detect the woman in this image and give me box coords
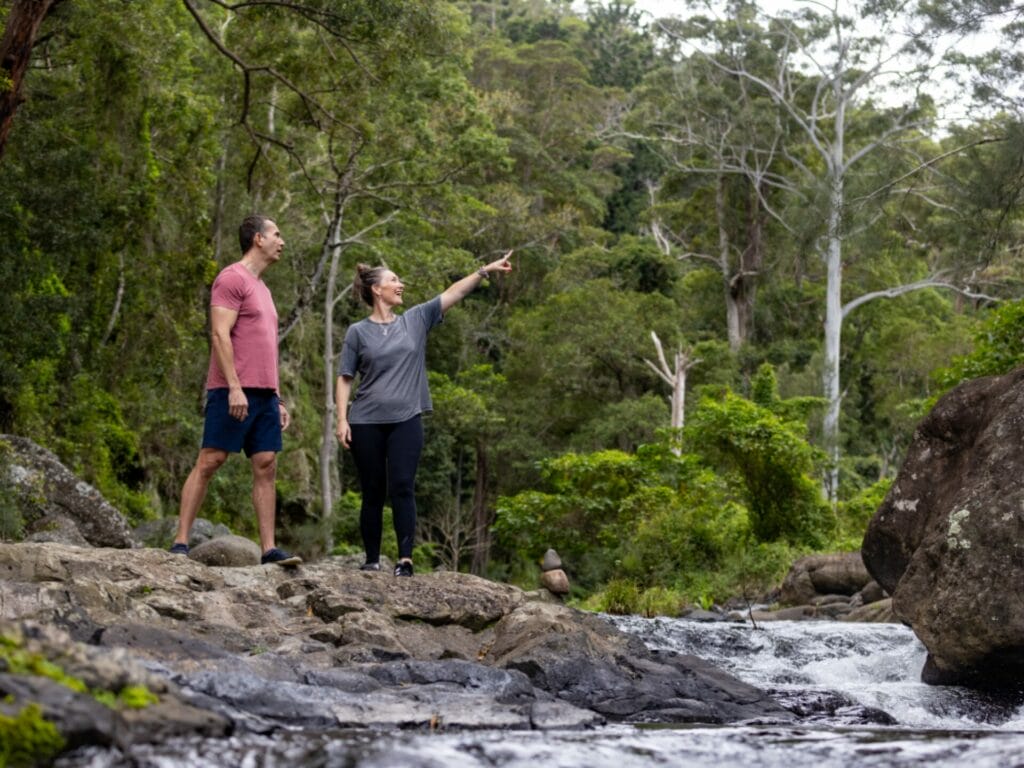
[336,252,513,576]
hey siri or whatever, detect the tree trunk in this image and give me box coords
[0,0,60,160]
[822,106,846,504]
[671,357,686,430]
[716,175,743,352]
[319,210,344,542]
[211,148,227,262]
[470,439,490,576]
[733,182,764,346]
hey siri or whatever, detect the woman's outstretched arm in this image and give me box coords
[440,251,513,313]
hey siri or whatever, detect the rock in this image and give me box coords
[541,548,562,571]
[25,514,91,546]
[750,606,815,622]
[132,517,231,549]
[1,434,135,548]
[487,601,790,723]
[855,580,886,605]
[861,366,1024,687]
[0,621,230,752]
[683,609,729,622]
[189,535,261,567]
[0,673,122,751]
[842,598,897,623]
[810,594,852,607]
[539,568,569,595]
[779,552,871,606]
[0,541,791,751]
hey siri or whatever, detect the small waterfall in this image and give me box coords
[58,618,1024,767]
[606,615,1024,730]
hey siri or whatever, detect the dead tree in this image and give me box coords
[644,330,700,453]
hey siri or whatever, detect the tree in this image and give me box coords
[685,388,829,545]
[644,331,700,434]
[917,0,1024,112]
[0,0,224,517]
[659,0,995,500]
[0,0,64,159]
[582,0,655,89]
[622,1,786,351]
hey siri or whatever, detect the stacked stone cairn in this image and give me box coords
[539,548,570,597]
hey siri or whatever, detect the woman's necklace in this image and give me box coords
[375,314,396,336]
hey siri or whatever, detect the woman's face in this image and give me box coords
[375,270,404,308]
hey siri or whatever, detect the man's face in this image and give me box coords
[257,220,285,261]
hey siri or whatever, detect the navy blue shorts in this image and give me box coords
[202,388,282,456]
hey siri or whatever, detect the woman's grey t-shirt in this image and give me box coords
[338,296,443,424]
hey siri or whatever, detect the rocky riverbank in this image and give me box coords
[0,542,793,760]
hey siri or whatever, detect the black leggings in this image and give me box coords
[349,415,423,561]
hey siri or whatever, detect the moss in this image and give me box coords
[0,642,86,694]
[0,702,65,767]
[0,635,159,712]
[116,685,159,709]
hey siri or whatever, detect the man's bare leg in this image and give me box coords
[173,448,229,546]
[251,450,278,553]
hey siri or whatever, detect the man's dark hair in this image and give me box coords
[239,214,270,254]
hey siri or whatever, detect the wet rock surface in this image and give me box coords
[0,542,792,757]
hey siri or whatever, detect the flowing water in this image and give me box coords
[58,617,1024,767]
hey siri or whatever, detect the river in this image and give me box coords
[57,617,1024,767]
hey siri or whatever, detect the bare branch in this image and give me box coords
[842,277,1001,319]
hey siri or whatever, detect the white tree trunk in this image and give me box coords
[822,211,843,503]
[645,331,700,455]
[822,90,847,504]
[319,212,344,537]
[716,175,743,352]
[671,362,686,431]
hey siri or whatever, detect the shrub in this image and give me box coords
[684,390,830,546]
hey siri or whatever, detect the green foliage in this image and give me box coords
[684,391,830,546]
[1,0,1016,610]
[589,578,641,615]
[580,582,685,617]
[0,638,87,695]
[495,449,661,589]
[833,478,892,550]
[0,703,65,768]
[933,299,1024,393]
[91,685,159,710]
[54,375,149,524]
[751,362,779,409]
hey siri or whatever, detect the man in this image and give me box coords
[170,215,301,566]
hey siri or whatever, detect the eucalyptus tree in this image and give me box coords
[621,1,788,352]
[659,0,994,500]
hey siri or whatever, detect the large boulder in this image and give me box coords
[1,435,135,548]
[779,552,872,606]
[861,367,1024,686]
